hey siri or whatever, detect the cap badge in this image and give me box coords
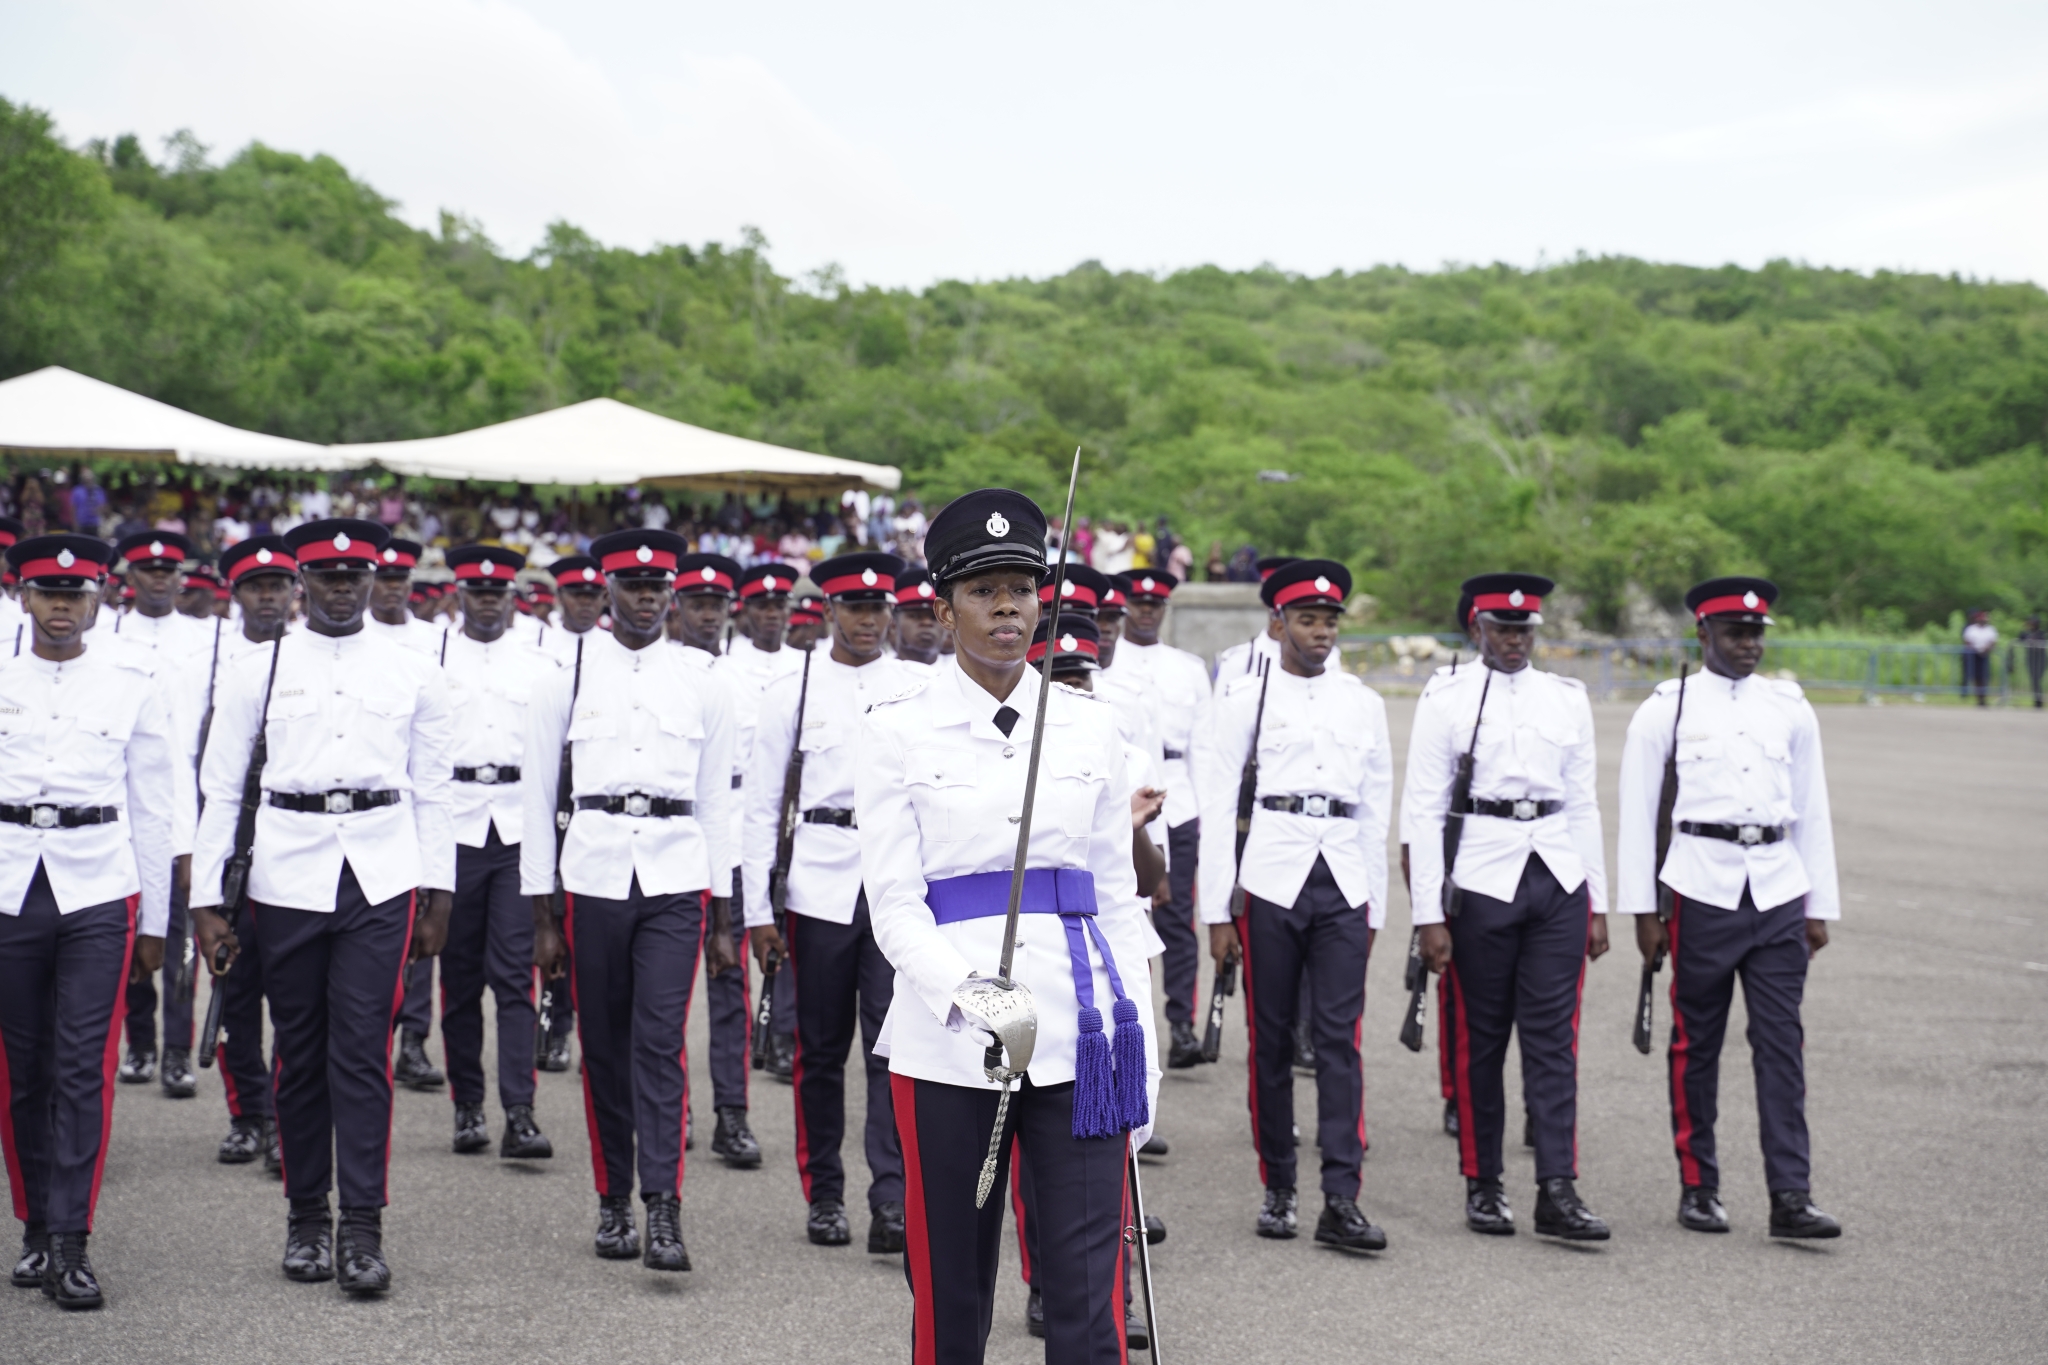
[1315,576,1332,593]
[1061,634,1077,651]
[481,560,497,576]
[56,549,75,569]
[382,546,397,563]
[986,512,1010,537]
[1508,589,1524,607]
[1061,580,1076,597]
[700,566,717,582]
[1140,577,1155,591]
[582,567,597,582]
[255,548,273,565]
[767,577,782,592]
[861,568,878,586]
[918,583,934,598]
[636,545,654,564]
[334,533,351,552]
[149,540,164,557]
[1743,591,1760,609]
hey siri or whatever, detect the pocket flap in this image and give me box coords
[904,746,975,788]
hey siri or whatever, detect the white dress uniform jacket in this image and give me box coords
[367,614,442,656]
[1404,663,1607,926]
[705,645,762,879]
[0,644,181,935]
[857,665,1159,1124]
[441,628,559,849]
[743,653,924,927]
[724,635,805,691]
[1616,672,1840,920]
[519,631,737,901]
[1191,665,1391,927]
[1086,659,1168,857]
[537,621,603,666]
[1212,629,1282,682]
[1103,638,1211,827]
[194,629,457,912]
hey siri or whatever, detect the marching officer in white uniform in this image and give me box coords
[1211,557,1295,681]
[1617,576,1841,1239]
[190,518,456,1296]
[0,535,180,1309]
[890,565,946,670]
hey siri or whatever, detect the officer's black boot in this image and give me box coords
[218,1117,264,1164]
[1256,1186,1298,1239]
[117,1045,156,1084]
[641,1193,690,1272]
[500,1104,553,1159]
[41,1231,101,1310]
[1127,1302,1150,1351]
[768,1032,795,1082]
[1768,1189,1841,1239]
[262,1117,283,1177]
[868,1201,905,1254]
[711,1106,761,1168]
[12,1222,48,1288]
[1166,1020,1202,1069]
[282,1198,334,1283]
[1292,1019,1316,1075]
[1465,1177,1515,1234]
[394,1031,443,1090]
[1533,1177,1610,1241]
[539,1029,571,1073]
[1443,1098,1460,1137]
[335,1207,391,1294]
[1145,1214,1166,1244]
[1139,1133,1169,1158]
[1025,1286,1045,1337]
[808,1198,852,1246]
[684,1105,694,1151]
[1679,1185,1729,1233]
[451,1102,490,1154]
[160,1046,197,1098]
[594,1195,639,1260]
[1314,1193,1387,1251]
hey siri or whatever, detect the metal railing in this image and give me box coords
[1337,634,2048,706]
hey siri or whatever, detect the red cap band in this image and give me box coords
[678,565,735,592]
[213,582,232,600]
[895,581,938,605]
[376,547,417,570]
[1099,587,1126,609]
[228,547,297,582]
[599,546,678,574]
[1693,592,1770,619]
[1028,632,1100,664]
[1468,590,1541,622]
[820,568,896,597]
[556,564,603,585]
[1272,576,1345,609]
[453,559,517,581]
[16,555,106,582]
[789,608,823,625]
[1038,580,1099,609]
[121,539,187,564]
[1126,575,1171,599]
[739,573,792,598]
[299,533,381,565]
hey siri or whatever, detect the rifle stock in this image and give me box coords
[1639,664,1688,1054]
[1206,660,1272,1064]
[758,644,815,1060]
[198,638,281,1068]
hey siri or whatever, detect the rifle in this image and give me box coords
[537,634,585,1055]
[754,643,813,1068]
[174,617,227,1010]
[1635,663,1688,1054]
[198,637,282,1067]
[1201,657,1271,1063]
[1399,653,1458,1050]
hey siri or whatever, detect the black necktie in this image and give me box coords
[993,705,1020,737]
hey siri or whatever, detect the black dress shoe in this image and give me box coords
[808,1199,852,1246]
[539,1032,572,1073]
[1523,1110,1535,1149]
[1315,1194,1387,1251]
[118,1047,156,1084]
[452,1102,491,1154]
[1292,1021,1316,1075]
[160,1047,197,1098]
[1256,1186,1298,1239]
[283,1202,334,1283]
[335,1209,390,1295]
[1443,1098,1460,1138]
[595,1195,639,1260]
[768,1033,795,1083]
[1166,1020,1202,1070]
[1139,1133,1169,1158]
[1534,1177,1610,1241]
[394,1032,444,1090]
[1025,1286,1045,1338]
[641,1193,690,1271]
[1679,1185,1729,1233]
[262,1118,282,1178]
[711,1106,761,1168]
[501,1104,553,1159]
[12,1223,48,1288]
[218,1119,264,1165]
[1768,1189,1841,1239]
[1145,1214,1166,1245]
[868,1201,906,1254]
[41,1232,101,1310]
[1466,1178,1515,1235]
[1127,1304,1151,1351]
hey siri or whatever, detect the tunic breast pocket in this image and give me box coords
[1046,752,1107,839]
[79,712,137,766]
[903,746,976,843]
[265,692,320,740]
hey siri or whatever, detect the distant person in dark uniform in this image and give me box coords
[1961,610,1997,706]
[2020,616,2045,709]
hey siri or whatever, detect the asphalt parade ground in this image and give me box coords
[5,698,2045,1365]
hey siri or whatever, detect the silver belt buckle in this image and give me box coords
[30,805,57,829]
[1512,798,1538,821]
[325,791,354,814]
[1303,794,1329,818]
[624,793,652,818]
[475,765,499,785]
[1737,824,1763,845]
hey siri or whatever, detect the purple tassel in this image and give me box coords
[1111,996,1150,1132]
[1070,1006,1117,1139]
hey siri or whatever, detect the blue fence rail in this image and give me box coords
[1334,634,2048,706]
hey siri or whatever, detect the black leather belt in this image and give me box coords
[1260,794,1356,818]
[268,789,402,814]
[0,804,118,829]
[1458,797,1564,821]
[802,807,857,827]
[1680,820,1786,845]
[1162,748,1186,761]
[454,765,521,784]
[577,794,693,818]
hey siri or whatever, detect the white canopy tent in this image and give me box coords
[0,366,345,469]
[332,397,899,495]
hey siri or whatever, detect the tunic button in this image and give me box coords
[1003,746,1015,759]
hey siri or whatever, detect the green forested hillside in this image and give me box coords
[4,97,2046,629]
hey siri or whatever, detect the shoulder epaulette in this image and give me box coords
[1769,677,1806,700]
[1551,674,1586,691]
[868,676,933,711]
[1652,675,1685,696]
[1220,671,1265,698]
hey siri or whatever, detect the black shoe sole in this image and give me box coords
[398,1076,445,1091]
[594,1243,640,1260]
[283,1265,335,1283]
[337,1276,390,1295]
[12,1269,45,1289]
[217,1146,260,1165]
[808,1230,852,1247]
[161,1083,196,1099]
[1680,1217,1730,1233]
[1535,1222,1611,1241]
[868,1229,905,1254]
[1255,1225,1297,1240]
[1314,1229,1387,1252]
[1769,1224,1841,1239]
[1026,1320,1046,1340]
[452,1136,491,1154]
[1467,1220,1517,1236]
[1127,1324,1151,1351]
[47,1289,103,1310]
[1166,1051,1201,1070]
[642,1251,691,1272]
[715,1150,762,1169]
[501,1141,554,1160]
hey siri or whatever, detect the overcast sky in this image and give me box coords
[5,0,2046,288]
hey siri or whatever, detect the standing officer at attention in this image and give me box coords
[524,528,738,1274]
[0,535,180,1309]
[437,545,557,1161]
[190,518,456,1296]
[1618,577,1841,1238]
[745,552,916,1254]
[859,490,1158,1365]
[1192,560,1390,1250]
[533,556,608,1067]
[1406,573,1612,1241]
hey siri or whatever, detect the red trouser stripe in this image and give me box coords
[0,992,22,1221]
[1115,1156,1132,1365]
[673,894,706,1192]
[1448,963,1480,1178]
[564,894,609,1196]
[1234,916,1266,1188]
[1009,1133,1032,1286]
[1667,896,1703,1186]
[381,892,417,1205]
[1353,1014,1369,1155]
[1436,972,1455,1100]
[86,896,139,1230]
[891,1073,937,1365]
[786,914,817,1201]
[1569,892,1591,1177]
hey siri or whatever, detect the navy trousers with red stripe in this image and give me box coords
[566,879,703,1198]
[896,1075,1127,1365]
[1238,855,1371,1197]
[0,865,134,1234]
[397,954,435,1038]
[215,891,274,1124]
[1010,1131,1135,1310]
[701,869,750,1112]
[789,895,902,1210]
[258,863,414,1209]
[1666,889,1812,1193]
[1156,818,1201,1025]
[123,879,191,1056]
[1445,858,1588,1184]
[439,829,536,1109]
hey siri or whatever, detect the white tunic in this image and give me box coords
[1102,638,1212,827]
[440,629,560,849]
[366,614,443,656]
[1212,629,1282,682]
